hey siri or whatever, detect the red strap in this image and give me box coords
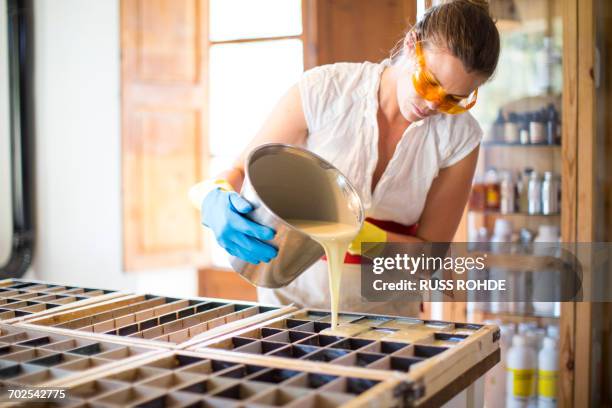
[321,218,418,265]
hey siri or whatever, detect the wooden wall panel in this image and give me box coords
[314,0,416,65]
[121,0,208,270]
[138,0,199,82]
[140,110,201,251]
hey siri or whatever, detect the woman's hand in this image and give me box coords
[348,221,388,257]
[201,188,278,264]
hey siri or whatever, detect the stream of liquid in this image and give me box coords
[287,220,360,329]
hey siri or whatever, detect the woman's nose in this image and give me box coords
[425,100,440,111]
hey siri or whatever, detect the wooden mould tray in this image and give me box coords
[20,294,294,348]
[0,279,120,323]
[0,324,160,394]
[34,350,404,407]
[189,309,500,406]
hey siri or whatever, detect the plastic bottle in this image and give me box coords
[546,325,560,339]
[528,172,542,215]
[541,172,560,215]
[517,168,533,213]
[500,171,516,214]
[507,335,537,407]
[491,219,513,247]
[520,114,530,145]
[546,105,559,145]
[494,109,506,142]
[538,337,558,407]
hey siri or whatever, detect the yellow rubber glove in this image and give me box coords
[348,221,388,257]
[188,179,234,210]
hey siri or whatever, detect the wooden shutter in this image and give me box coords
[121,0,209,270]
[312,0,416,65]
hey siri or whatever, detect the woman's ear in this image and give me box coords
[403,31,418,55]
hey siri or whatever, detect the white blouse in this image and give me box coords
[298,60,483,226]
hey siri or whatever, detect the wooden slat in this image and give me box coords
[574,0,596,405]
[559,0,579,406]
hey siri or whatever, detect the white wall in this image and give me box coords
[0,0,13,267]
[32,0,197,297]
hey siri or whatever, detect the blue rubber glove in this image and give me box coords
[201,188,278,265]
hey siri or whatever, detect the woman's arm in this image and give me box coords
[384,146,480,243]
[221,84,308,191]
[189,84,307,208]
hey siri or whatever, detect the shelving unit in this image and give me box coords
[441,0,605,405]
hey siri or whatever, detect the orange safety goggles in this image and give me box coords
[412,41,478,115]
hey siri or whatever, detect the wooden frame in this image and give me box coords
[188,308,500,406]
[19,293,295,349]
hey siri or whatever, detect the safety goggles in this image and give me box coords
[412,41,478,114]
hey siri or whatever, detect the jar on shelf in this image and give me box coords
[530,112,546,144]
[500,170,516,214]
[517,168,533,213]
[546,104,560,145]
[504,112,520,144]
[542,171,560,215]
[484,168,501,210]
[469,176,487,211]
[528,171,542,214]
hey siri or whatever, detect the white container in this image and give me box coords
[506,335,537,407]
[538,337,558,407]
[518,322,538,334]
[500,171,516,214]
[534,225,560,244]
[546,325,560,339]
[533,226,561,315]
[492,219,514,242]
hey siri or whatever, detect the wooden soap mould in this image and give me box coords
[0,279,121,323]
[20,294,295,348]
[188,309,500,406]
[27,350,404,408]
[0,324,161,394]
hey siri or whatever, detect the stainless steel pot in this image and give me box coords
[230,143,364,288]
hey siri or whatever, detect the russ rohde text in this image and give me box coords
[372,279,506,291]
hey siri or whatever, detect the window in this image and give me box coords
[207,0,305,266]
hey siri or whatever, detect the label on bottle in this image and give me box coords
[508,368,535,397]
[538,369,558,399]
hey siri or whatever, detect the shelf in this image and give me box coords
[466,251,569,272]
[470,310,560,326]
[468,210,561,217]
[482,141,561,148]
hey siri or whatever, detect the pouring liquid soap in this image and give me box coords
[287,220,360,329]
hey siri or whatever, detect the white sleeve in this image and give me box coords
[439,113,483,168]
[297,64,342,133]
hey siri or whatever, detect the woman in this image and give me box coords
[190,0,500,316]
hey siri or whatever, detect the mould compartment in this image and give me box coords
[50,352,386,408]
[0,324,153,389]
[28,293,280,344]
[0,279,117,322]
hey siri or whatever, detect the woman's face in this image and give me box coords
[396,41,487,122]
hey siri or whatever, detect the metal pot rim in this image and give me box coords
[243,143,365,234]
